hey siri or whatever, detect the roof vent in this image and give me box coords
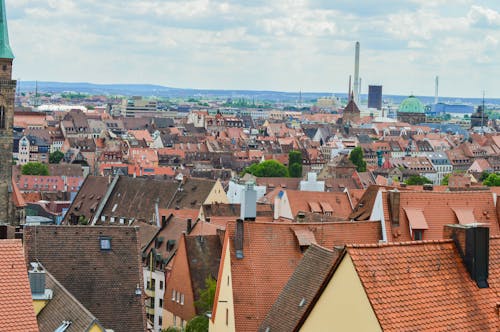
[299,297,306,307]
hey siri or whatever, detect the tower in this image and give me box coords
[434,76,439,105]
[0,0,16,224]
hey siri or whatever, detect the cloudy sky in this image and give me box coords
[6,0,500,97]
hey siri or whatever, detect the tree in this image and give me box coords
[21,162,49,175]
[441,173,450,185]
[195,276,217,314]
[186,315,209,332]
[243,160,289,177]
[405,175,432,185]
[49,150,64,164]
[288,150,303,178]
[349,147,367,172]
[483,173,500,187]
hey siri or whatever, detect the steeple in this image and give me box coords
[0,0,14,59]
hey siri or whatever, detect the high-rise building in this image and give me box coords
[0,0,16,224]
[368,85,382,110]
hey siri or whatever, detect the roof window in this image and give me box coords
[100,237,111,250]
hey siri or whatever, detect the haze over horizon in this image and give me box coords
[7,0,500,98]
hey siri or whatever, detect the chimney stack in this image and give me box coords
[235,219,244,259]
[240,181,257,221]
[444,224,489,288]
[29,262,46,295]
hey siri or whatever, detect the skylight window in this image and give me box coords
[100,237,111,250]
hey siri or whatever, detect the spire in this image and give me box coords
[0,0,14,59]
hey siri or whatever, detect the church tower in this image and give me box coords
[0,0,16,224]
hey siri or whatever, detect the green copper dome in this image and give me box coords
[0,0,14,59]
[398,95,424,113]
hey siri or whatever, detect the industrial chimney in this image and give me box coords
[434,76,439,105]
[353,41,360,105]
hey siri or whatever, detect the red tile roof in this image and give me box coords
[0,240,39,332]
[284,190,353,220]
[217,220,382,331]
[383,190,500,242]
[348,239,500,331]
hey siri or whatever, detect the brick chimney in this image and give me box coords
[444,224,489,288]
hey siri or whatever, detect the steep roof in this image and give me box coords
[185,235,223,311]
[0,240,38,332]
[37,271,104,332]
[100,176,178,222]
[63,175,109,224]
[382,190,500,242]
[284,190,353,219]
[222,220,381,331]
[348,239,500,331]
[24,226,147,332]
[0,0,14,59]
[259,245,339,332]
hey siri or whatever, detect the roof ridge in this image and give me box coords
[347,239,453,248]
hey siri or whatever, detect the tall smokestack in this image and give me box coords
[434,76,439,104]
[353,41,360,105]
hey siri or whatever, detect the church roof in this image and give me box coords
[0,0,14,59]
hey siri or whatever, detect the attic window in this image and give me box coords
[100,237,111,250]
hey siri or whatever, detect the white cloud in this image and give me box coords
[5,0,500,97]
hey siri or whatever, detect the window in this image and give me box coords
[173,315,177,326]
[100,237,111,250]
[171,290,176,301]
[159,299,163,308]
[176,291,180,303]
[159,280,164,290]
[414,230,423,241]
[180,294,184,305]
[226,308,229,326]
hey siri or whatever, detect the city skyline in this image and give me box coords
[7,0,500,98]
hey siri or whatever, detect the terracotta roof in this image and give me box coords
[347,239,500,331]
[37,270,104,332]
[0,240,39,332]
[220,220,382,331]
[259,245,339,332]
[383,190,500,242]
[24,226,147,332]
[284,190,353,220]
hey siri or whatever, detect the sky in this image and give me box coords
[6,0,500,97]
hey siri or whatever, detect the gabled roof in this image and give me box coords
[347,239,500,331]
[220,220,381,331]
[0,240,38,332]
[24,226,147,332]
[259,245,339,332]
[37,270,104,332]
[283,190,353,219]
[382,190,500,242]
[100,176,179,222]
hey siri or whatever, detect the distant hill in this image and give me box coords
[17,81,499,105]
